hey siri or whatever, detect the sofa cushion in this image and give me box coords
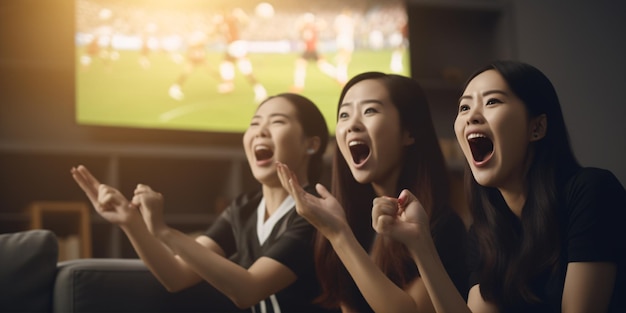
[54,258,244,313]
[0,229,58,312]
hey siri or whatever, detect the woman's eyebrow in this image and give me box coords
[252,113,290,119]
[483,90,508,97]
[459,95,472,103]
[458,90,508,103]
[269,113,290,119]
[340,99,384,108]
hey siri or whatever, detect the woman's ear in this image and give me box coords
[307,136,321,155]
[403,131,415,147]
[530,114,547,142]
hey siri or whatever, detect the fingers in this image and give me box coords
[276,162,292,193]
[95,184,122,212]
[276,162,304,197]
[71,167,94,197]
[372,196,399,230]
[372,196,399,214]
[97,184,124,203]
[277,162,319,219]
[76,165,101,189]
[314,183,331,199]
[130,194,141,208]
[132,185,164,212]
[71,165,102,203]
[398,189,417,209]
[133,184,160,205]
[128,201,140,209]
[133,183,153,195]
[373,214,397,234]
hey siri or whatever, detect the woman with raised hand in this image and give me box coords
[372,60,626,312]
[277,71,469,312]
[71,93,334,312]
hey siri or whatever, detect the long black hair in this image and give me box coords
[464,61,580,309]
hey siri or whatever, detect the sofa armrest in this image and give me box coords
[0,229,58,313]
[54,258,243,313]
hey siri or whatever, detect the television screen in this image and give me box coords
[75,0,410,134]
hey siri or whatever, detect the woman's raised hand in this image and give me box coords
[70,165,137,225]
[131,184,167,235]
[276,162,349,240]
[372,189,430,245]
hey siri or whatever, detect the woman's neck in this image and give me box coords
[500,148,535,217]
[261,184,290,220]
[371,181,396,198]
[371,165,401,197]
[498,182,527,218]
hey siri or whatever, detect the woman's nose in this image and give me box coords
[466,106,485,125]
[254,123,270,137]
[346,116,364,133]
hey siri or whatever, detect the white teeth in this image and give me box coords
[255,145,270,151]
[467,133,486,140]
[349,140,365,146]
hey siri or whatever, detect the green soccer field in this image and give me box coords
[76,48,410,134]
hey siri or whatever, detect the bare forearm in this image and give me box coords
[329,231,419,313]
[120,218,201,292]
[408,235,471,313]
[157,227,270,308]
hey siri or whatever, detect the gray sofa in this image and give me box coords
[0,229,57,312]
[1,229,244,313]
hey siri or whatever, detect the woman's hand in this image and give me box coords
[372,189,431,245]
[132,184,167,235]
[70,165,137,225]
[276,162,349,240]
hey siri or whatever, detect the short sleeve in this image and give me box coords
[263,212,316,277]
[204,191,260,258]
[204,208,237,257]
[564,168,626,262]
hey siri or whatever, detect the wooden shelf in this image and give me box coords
[0,146,255,258]
[28,201,92,261]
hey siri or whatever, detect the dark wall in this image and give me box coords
[512,0,626,184]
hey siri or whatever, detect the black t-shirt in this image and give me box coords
[205,188,331,313]
[468,167,626,312]
[432,209,471,300]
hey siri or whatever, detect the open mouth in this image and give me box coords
[467,133,493,162]
[349,140,370,165]
[254,145,274,161]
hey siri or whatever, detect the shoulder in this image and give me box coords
[224,189,263,218]
[561,168,626,263]
[562,167,626,209]
[564,167,624,193]
[569,167,622,182]
[231,189,263,206]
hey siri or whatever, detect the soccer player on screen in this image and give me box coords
[168,30,213,101]
[138,22,158,70]
[79,8,117,72]
[213,7,267,104]
[333,9,356,85]
[390,20,408,73]
[290,13,338,93]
